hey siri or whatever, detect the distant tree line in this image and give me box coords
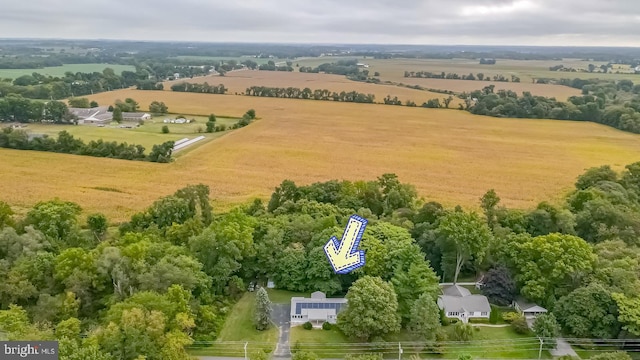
[258,60,293,72]
[0,68,148,100]
[404,71,519,82]
[244,86,375,103]
[0,128,175,162]
[0,53,131,69]
[0,95,74,123]
[299,59,361,76]
[548,63,627,74]
[170,82,228,94]
[135,81,164,90]
[462,82,640,133]
[171,82,229,94]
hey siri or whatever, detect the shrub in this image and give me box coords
[511,316,530,334]
[489,305,500,324]
[440,309,449,326]
[161,125,169,134]
[250,350,268,360]
[292,351,319,360]
[322,322,332,330]
[302,321,313,330]
[452,322,474,341]
[502,312,520,323]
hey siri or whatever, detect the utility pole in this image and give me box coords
[538,337,543,360]
[398,342,403,360]
[244,342,248,360]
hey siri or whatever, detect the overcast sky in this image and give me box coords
[2,0,640,46]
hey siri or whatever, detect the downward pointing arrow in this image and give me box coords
[324,215,368,274]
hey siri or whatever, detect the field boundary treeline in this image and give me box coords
[244,85,376,103]
[404,70,518,83]
[0,128,175,163]
[165,78,640,134]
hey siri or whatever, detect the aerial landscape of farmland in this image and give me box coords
[1,2,640,359]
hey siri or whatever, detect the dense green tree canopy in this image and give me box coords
[337,276,401,341]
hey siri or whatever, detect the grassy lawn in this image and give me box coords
[440,326,551,359]
[0,64,135,79]
[290,327,363,358]
[189,292,278,357]
[267,289,309,304]
[22,114,238,153]
[289,325,551,359]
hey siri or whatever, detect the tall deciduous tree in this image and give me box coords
[112,107,122,123]
[254,287,272,331]
[149,101,168,114]
[480,189,500,229]
[87,213,108,241]
[509,233,595,305]
[337,276,400,341]
[25,199,82,242]
[533,313,560,349]
[612,293,640,336]
[437,211,492,283]
[554,284,620,339]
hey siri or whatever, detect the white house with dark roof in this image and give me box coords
[290,291,347,326]
[513,298,547,320]
[438,284,491,323]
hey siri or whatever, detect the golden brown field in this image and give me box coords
[164,70,460,106]
[1,89,639,222]
[395,77,581,100]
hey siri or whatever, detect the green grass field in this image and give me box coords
[290,325,551,359]
[189,292,278,357]
[23,115,238,152]
[267,289,309,304]
[0,64,136,79]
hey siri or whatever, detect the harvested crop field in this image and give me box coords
[1,89,639,222]
[164,70,458,106]
[395,77,581,100]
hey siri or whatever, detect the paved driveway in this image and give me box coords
[271,304,292,358]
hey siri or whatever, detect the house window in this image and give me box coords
[448,312,459,316]
[481,312,488,316]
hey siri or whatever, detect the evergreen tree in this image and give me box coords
[408,293,441,341]
[254,287,272,331]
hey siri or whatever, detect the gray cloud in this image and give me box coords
[1,0,639,45]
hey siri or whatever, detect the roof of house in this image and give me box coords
[290,291,347,317]
[515,298,547,312]
[69,106,110,120]
[439,295,491,314]
[442,285,471,297]
[122,112,150,118]
[291,292,346,304]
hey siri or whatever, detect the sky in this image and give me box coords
[2,0,640,46]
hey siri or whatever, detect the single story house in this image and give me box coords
[122,112,151,122]
[69,106,113,126]
[513,298,547,319]
[290,291,347,326]
[438,285,491,323]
